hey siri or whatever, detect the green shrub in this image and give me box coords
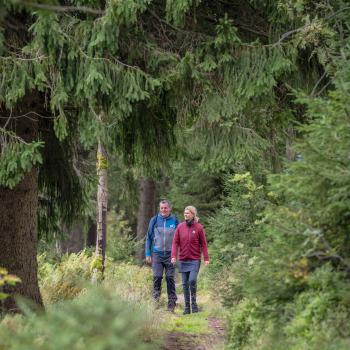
[106,211,138,263]
[283,266,350,350]
[38,251,93,304]
[208,53,350,349]
[0,287,160,350]
[0,268,21,302]
[207,172,267,307]
[104,262,153,302]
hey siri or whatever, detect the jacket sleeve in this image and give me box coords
[171,226,180,259]
[199,226,209,261]
[145,217,155,257]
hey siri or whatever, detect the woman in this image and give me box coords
[171,206,209,314]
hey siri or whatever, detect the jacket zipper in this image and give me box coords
[163,219,166,253]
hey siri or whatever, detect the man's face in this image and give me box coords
[160,203,171,218]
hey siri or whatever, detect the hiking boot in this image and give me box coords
[167,303,176,313]
[183,281,191,315]
[190,281,199,313]
[183,306,191,315]
[191,303,199,313]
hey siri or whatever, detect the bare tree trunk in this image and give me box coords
[269,128,282,173]
[136,177,156,264]
[94,140,108,277]
[0,103,43,312]
[58,222,85,254]
[286,126,295,161]
[86,219,97,247]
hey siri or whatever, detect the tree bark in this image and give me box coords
[95,140,108,275]
[286,126,295,161]
[0,168,43,312]
[86,219,97,247]
[136,177,156,264]
[0,102,43,312]
[58,222,85,254]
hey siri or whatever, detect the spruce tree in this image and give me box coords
[1,0,340,312]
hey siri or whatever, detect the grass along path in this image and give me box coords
[160,290,226,350]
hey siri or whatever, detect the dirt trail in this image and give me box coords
[162,316,225,350]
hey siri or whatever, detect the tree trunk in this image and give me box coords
[86,219,97,247]
[94,140,108,276]
[286,126,295,161]
[0,169,43,312]
[58,222,85,254]
[0,105,43,312]
[136,177,156,264]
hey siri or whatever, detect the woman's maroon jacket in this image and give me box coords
[171,221,209,261]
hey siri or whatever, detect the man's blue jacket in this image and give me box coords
[145,214,179,257]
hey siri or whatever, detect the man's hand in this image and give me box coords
[146,256,152,264]
[171,258,176,265]
[204,260,210,266]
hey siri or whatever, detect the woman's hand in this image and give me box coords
[145,256,152,264]
[171,258,176,264]
[204,260,209,266]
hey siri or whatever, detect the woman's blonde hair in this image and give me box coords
[185,205,199,222]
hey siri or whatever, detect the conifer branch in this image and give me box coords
[20,1,104,15]
[0,54,47,61]
[54,25,142,71]
[325,6,350,20]
[307,234,350,272]
[148,9,211,39]
[0,127,30,145]
[311,71,327,96]
[271,6,350,47]
[315,81,331,96]
[0,111,52,120]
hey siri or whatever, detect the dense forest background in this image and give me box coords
[1,0,350,349]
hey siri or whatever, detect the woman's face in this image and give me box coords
[184,209,194,221]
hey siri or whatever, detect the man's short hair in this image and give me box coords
[159,199,172,208]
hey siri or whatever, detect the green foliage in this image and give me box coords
[104,263,153,302]
[107,156,139,230]
[166,154,224,222]
[2,2,350,348]
[38,252,93,304]
[166,0,201,27]
[0,287,158,350]
[38,251,154,305]
[208,48,350,349]
[1,0,180,237]
[207,171,267,307]
[38,117,92,238]
[266,56,350,268]
[0,268,21,301]
[0,137,43,188]
[106,211,137,263]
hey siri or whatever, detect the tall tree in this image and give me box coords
[94,140,108,276]
[0,96,43,310]
[0,0,334,312]
[136,177,156,263]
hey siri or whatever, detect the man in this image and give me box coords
[145,199,179,311]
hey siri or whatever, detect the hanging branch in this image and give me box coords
[20,1,105,15]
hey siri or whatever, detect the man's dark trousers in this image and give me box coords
[152,253,177,308]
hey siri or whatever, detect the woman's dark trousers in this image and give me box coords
[181,270,199,314]
[152,253,177,308]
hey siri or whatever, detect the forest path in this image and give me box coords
[163,316,225,350]
[161,293,226,350]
